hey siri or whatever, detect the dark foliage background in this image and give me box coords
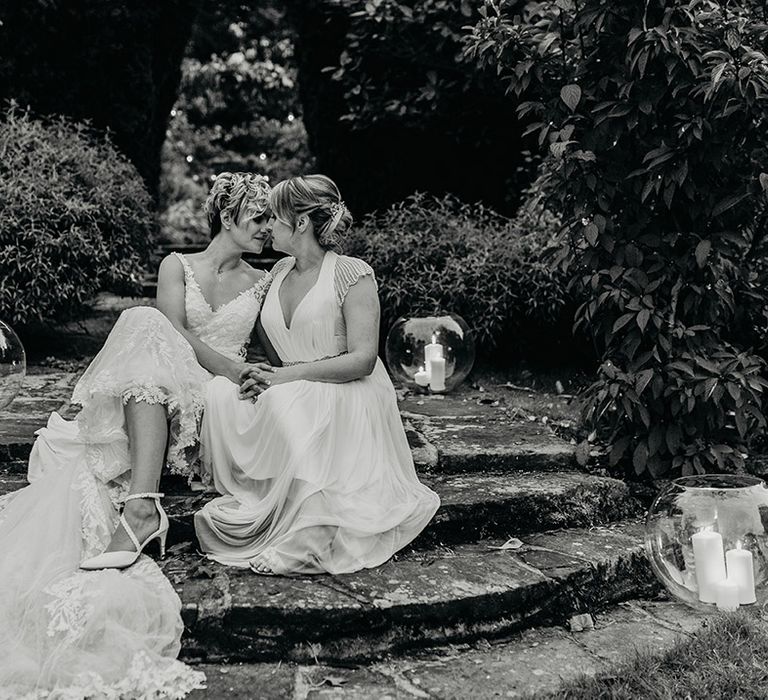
[283,0,536,215]
[0,0,202,197]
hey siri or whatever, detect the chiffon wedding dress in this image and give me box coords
[0,252,271,699]
[196,251,441,575]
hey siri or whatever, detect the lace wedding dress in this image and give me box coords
[0,253,270,699]
[195,251,441,575]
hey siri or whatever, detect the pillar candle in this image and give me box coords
[414,366,429,387]
[429,357,446,392]
[725,547,756,605]
[691,529,726,603]
[715,578,740,611]
[424,336,443,379]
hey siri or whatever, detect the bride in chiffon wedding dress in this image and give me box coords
[196,175,441,576]
[0,173,272,699]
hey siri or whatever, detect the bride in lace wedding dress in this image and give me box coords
[0,173,273,699]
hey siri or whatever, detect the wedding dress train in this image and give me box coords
[196,251,441,575]
[0,253,270,699]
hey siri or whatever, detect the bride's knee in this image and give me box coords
[117,305,169,330]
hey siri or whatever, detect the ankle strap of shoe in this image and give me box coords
[123,492,164,503]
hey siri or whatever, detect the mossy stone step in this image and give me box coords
[0,470,642,551]
[166,519,655,663]
[159,471,640,550]
[185,599,706,699]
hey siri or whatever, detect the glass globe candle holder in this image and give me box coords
[385,314,475,393]
[645,474,768,611]
[0,320,26,410]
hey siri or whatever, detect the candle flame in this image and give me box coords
[432,333,437,344]
[737,541,742,551]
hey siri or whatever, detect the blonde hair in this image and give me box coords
[204,172,271,238]
[269,174,353,250]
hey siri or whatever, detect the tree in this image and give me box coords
[283,0,534,215]
[0,0,202,197]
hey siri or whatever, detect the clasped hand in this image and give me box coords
[237,362,300,401]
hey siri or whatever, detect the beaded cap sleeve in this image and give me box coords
[334,255,377,306]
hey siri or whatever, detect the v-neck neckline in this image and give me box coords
[277,252,330,331]
[179,253,269,315]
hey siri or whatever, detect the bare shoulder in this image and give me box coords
[158,253,185,280]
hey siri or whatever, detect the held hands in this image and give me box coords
[238,363,303,402]
[238,362,275,401]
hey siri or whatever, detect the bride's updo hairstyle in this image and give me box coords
[203,172,271,238]
[269,174,353,250]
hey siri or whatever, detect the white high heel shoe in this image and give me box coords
[80,492,169,571]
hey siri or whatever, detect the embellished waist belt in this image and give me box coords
[283,352,348,366]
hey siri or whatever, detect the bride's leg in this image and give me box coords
[103,398,168,553]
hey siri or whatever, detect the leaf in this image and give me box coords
[648,425,664,456]
[609,436,631,466]
[666,424,682,454]
[637,309,651,331]
[560,84,582,112]
[575,440,591,466]
[633,442,649,474]
[695,239,711,267]
[584,222,599,245]
[318,676,348,688]
[712,192,749,217]
[613,313,635,333]
[488,537,524,550]
[760,173,768,192]
[635,369,654,395]
[712,62,728,85]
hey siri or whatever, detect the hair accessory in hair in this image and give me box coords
[329,200,347,228]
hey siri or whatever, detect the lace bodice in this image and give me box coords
[260,252,376,364]
[173,253,272,362]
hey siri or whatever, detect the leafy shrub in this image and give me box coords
[345,192,576,362]
[466,0,768,477]
[0,107,154,325]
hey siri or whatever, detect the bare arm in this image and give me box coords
[267,275,380,385]
[155,255,244,383]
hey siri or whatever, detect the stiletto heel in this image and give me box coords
[80,492,169,570]
[158,528,168,559]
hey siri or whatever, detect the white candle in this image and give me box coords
[429,357,446,392]
[725,546,756,604]
[414,366,429,387]
[424,336,443,379]
[715,578,740,611]
[691,529,726,603]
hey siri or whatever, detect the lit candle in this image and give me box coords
[429,357,446,392]
[725,545,756,605]
[691,529,726,603]
[414,366,429,387]
[715,578,740,611]
[424,335,443,379]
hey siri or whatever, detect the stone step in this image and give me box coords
[1,374,577,477]
[185,598,706,699]
[399,394,576,474]
[166,519,655,664]
[0,470,641,550]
